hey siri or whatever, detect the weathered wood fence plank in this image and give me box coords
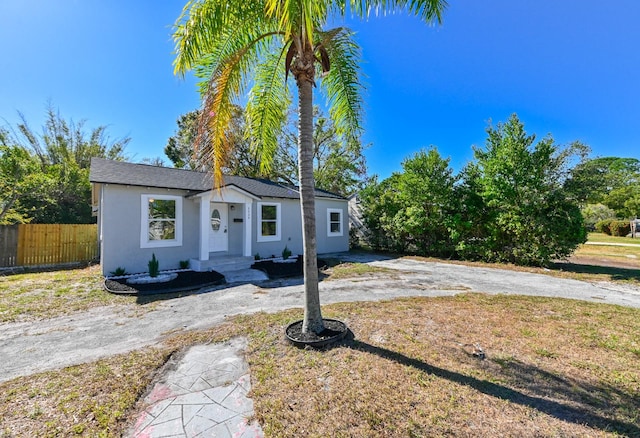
[0,225,19,267]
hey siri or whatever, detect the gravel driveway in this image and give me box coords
[2,254,639,383]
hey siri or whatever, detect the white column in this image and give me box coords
[244,202,252,257]
[199,194,211,261]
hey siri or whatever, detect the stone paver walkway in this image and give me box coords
[127,338,263,438]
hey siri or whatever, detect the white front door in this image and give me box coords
[209,203,228,252]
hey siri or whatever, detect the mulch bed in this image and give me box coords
[104,256,327,295]
[104,270,225,295]
[251,256,327,279]
[285,318,349,348]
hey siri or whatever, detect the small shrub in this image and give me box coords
[282,246,292,260]
[148,253,159,278]
[596,218,614,235]
[110,267,127,276]
[609,220,631,237]
[179,260,190,269]
[254,252,261,260]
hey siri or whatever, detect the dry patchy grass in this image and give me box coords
[0,265,136,323]
[321,261,398,280]
[0,348,171,437]
[573,245,640,268]
[246,295,640,437]
[2,296,639,437]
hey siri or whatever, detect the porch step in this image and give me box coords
[222,268,269,283]
[189,256,254,273]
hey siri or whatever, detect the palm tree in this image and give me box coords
[173,0,447,334]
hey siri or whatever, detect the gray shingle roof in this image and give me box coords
[89,158,344,200]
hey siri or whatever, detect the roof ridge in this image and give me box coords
[92,157,210,176]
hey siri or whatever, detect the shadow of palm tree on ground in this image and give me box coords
[343,337,640,436]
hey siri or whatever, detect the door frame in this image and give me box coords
[209,202,229,252]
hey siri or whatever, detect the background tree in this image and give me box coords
[1,105,129,224]
[360,173,406,252]
[165,110,200,169]
[173,0,446,334]
[570,156,640,219]
[580,203,617,231]
[361,148,456,255]
[463,114,586,265]
[279,107,367,195]
[165,106,367,196]
[0,138,45,224]
[360,114,587,266]
[164,105,259,174]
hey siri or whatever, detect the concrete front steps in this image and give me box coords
[189,255,254,273]
[189,255,268,283]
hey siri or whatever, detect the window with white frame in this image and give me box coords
[327,208,343,237]
[257,202,281,242]
[140,194,183,248]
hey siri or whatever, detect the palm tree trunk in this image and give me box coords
[297,70,325,334]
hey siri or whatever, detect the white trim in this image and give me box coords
[198,193,212,260]
[191,185,260,202]
[140,194,183,248]
[257,202,281,242]
[244,203,252,256]
[327,208,344,237]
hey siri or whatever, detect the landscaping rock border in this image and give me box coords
[103,270,225,295]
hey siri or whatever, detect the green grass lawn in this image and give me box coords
[587,232,640,245]
[567,233,640,272]
[574,244,640,266]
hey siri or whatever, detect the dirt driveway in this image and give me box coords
[2,254,639,383]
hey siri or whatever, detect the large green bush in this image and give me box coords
[465,115,586,265]
[360,149,457,257]
[360,114,587,266]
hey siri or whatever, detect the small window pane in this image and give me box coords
[262,221,277,236]
[262,205,277,220]
[330,212,340,222]
[148,220,176,240]
[330,222,341,233]
[211,209,221,231]
[149,199,176,219]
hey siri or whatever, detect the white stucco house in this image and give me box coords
[89,158,349,276]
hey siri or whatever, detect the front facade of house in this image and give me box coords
[90,158,349,275]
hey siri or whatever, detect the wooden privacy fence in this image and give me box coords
[0,224,98,267]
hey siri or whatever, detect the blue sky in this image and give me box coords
[2,1,639,179]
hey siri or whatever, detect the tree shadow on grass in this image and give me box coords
[550,261,640,282]
[344,337,640,436]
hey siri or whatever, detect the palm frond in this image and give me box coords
[246,46,291,174]
[265,0,331,49]
[343,0,447,23]
[193,27,280,185]
[319,28,364,144]
[173,0,268,76]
